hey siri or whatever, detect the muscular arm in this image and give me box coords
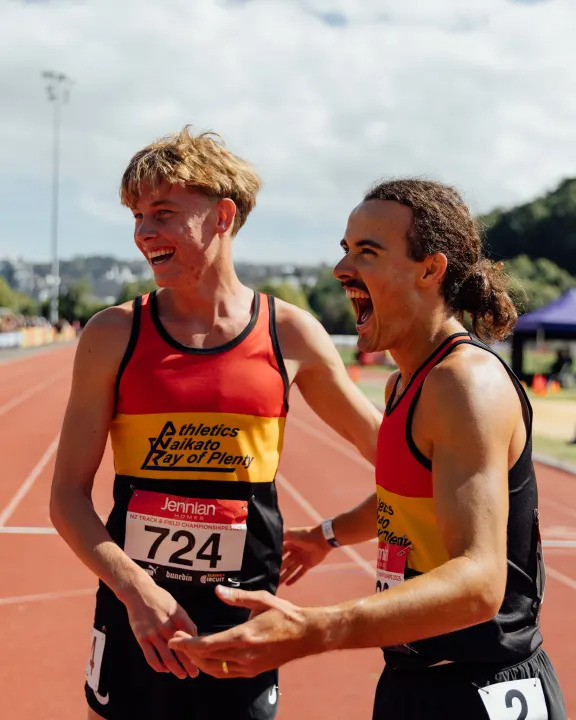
[50,306,198,678]
[275,301,382,465]
[50,306,149,599]
[169,353,518,674]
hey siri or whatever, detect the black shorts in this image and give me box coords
[85,601,279,720]
[373,648,566,720]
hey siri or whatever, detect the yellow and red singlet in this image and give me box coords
[375,333,544,668]
[102,291,289,632]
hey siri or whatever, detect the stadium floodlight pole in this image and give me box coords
[42,70,73,326]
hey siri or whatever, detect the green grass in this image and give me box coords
[525,386,576,402]
[533,435,576,467]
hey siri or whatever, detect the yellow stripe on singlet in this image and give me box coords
[111,411,285,482]
[377,485,450,573]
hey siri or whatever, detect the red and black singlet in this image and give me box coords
[101,291,289,633]
[376,333,545,668]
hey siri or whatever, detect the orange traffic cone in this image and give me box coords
[349,364,360,383]
[531,374,548,396]
[549,380,561,393]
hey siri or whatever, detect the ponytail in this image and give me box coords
[451,259,517,341]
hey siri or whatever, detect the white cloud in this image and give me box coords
[0,0,575,264]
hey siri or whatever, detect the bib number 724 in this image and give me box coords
[144,525,222,568]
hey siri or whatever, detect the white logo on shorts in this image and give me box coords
[268,685,278,705]
[94,689,110,706]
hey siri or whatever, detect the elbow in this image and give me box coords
[467,567,506,624]
[49,488,62,530]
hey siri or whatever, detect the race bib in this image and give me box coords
[478,678,548,719]
[86,628,109,705]
[124,491,248,586]
[376,542,410,593]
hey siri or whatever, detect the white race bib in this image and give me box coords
[85,628,109,705]
[478,678,548,719]
[124,491,248,585]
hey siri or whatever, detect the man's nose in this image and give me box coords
[134,216,158,242]
[333,254,356,282]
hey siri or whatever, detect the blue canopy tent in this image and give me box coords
[511,288,576,379]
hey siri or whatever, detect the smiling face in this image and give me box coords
[334,199,428,353]
[130,182,235,288]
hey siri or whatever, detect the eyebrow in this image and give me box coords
[342,238,385,250]
[149,198,178,208]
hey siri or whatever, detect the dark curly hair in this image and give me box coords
[363,179,517,341]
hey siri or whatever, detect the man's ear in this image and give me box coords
[418,252,447,287]
[215,198,237,235]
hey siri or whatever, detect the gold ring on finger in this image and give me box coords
[221,660,229,674]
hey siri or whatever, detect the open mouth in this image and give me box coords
[345,287,373,326]
[148,248,176,266]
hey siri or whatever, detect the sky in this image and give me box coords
[0,0,575,266]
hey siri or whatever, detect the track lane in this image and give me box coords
[0,348,574,718]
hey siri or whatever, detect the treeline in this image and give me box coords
[2,176,576,331]
[482,178,576,275]
[2,254,574,333]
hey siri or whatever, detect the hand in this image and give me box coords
[123,580,199,679]
[280,525,331,586]
[168,585,323,678]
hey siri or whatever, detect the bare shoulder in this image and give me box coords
[273,298,336,365]
[422,344,521,430]
[75,301,135,376]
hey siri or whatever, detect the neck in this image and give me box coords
[388,310,466,387]
[159,257,252,324]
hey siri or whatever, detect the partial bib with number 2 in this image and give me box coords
[124,490,248,585]
[478,678,548,719]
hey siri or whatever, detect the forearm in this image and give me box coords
[313,556,500,653]
[50,489,154,603]
[330,492,377,546]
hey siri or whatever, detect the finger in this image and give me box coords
[172,648,200,678]
[169,629,239,655]
[200,658,256,680]
[153,639,187,679]
[139,639,169,674]
[285,565,310,586]
[174,612,199,637]
[279,562,305,586]
[215,585,276,612]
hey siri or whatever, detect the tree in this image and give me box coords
[116,279,158,304]
[0,277,37,315]
[481,178,576,275]
[258,282,312,312]
[306,267,356,334]
[505,255,576,312]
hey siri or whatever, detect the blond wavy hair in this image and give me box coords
[120,126,261,235]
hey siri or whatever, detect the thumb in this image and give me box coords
[215,585,274,612]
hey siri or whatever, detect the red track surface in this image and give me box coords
[0,344,574,719]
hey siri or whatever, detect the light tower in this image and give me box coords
[42,71,73,325]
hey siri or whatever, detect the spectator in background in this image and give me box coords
[548,347,573,388]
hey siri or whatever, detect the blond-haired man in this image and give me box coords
[50,127,381,720]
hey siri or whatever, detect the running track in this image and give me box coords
[0,344,574,719]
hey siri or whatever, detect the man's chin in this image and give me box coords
[356,334,380,354]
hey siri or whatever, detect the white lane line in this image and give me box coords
[0,435,60,526]
[0,372,68,419]
[0,588,95,607]
[276,472,374,578]
[542,540,576,548]
[287,416,372,470]
[0,526,57,534]
[546,566,576,592]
